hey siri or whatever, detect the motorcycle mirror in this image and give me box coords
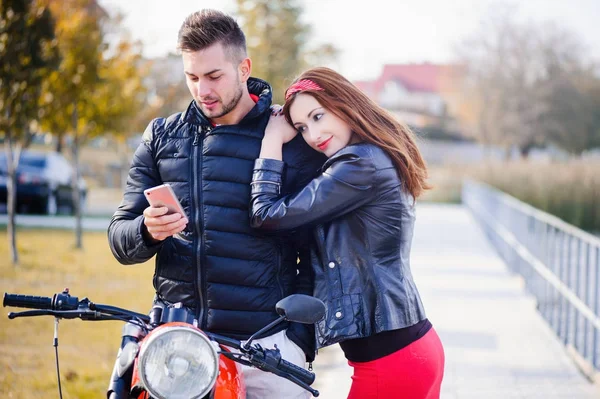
[276,294,325,324]
[242,295,326,351]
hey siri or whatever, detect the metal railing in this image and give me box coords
[462,179,600,375]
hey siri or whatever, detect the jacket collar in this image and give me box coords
[181,77,272,126]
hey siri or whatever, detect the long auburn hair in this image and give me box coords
[283,67,431,199]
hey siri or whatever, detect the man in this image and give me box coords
[107,9,325,399]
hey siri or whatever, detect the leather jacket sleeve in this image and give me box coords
[108,119,165,264]
[250,147,376,231]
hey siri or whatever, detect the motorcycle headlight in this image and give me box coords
[138,325,219,399]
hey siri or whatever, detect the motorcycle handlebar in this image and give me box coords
[207,332,316,389]
[3,293,53,310]
[4,291,79,311]
[5,291,320,396]
[277,357,316,386]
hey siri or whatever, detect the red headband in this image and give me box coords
[285,79,324,101]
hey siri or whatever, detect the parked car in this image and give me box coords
[0,150,87,215]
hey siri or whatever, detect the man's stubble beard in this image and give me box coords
[199,80,245,120]
[219,83,244,118]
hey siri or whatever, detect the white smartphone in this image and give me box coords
[143,184,187,219]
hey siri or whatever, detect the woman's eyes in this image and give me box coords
[296,113,324,133]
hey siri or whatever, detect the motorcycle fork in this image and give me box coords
[106,323,146,399]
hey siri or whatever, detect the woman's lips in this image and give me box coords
[317,137,333,151]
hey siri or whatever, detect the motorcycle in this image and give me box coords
[3,288,326,398]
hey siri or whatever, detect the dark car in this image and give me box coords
[0,150,87,215]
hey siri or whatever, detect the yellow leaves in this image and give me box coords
[122,79,137,97]
[35,5,46,18]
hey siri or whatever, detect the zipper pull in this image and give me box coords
[193,126,205,146]
[308,362,313,372]
[193,125,213,146]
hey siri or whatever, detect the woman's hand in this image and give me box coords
[265,106,298,144]
[259,106,298,161]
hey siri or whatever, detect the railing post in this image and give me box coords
[564,235,572,346]
[594,246,600,370]
[583,242,590,362]
[573,238,581,353]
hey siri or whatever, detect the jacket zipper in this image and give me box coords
[276,242,284,298]
[192,125,207,326]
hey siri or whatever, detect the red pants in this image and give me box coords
[347,328,445,399]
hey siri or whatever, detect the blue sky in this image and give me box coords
[99,0,600,81]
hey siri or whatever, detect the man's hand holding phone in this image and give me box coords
[143,206,188,243]
[143,184,189,243]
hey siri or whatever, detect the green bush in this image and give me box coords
[422,160,600,234]
[471,160,600,233]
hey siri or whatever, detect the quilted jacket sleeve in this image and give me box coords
[107,119,165,264]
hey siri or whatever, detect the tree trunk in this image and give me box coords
[520,143,533,159]
[5,135,21,265]
[119,139,130,191]
[55,133,64,153]
[71,106,83,249]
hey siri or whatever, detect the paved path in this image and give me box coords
[311,203,600,399]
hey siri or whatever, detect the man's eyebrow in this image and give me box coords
[203,69,221,76]
[184,69,222,77]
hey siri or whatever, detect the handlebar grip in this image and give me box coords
[3,293,53,310]
[277,358,315,386]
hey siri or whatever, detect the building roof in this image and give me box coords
[354,63,463,97]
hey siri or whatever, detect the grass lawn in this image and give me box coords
[0,228,155,398]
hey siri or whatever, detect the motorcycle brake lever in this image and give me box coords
[8,309,108,320]
[219,351,254,367]
[8,310,55,319]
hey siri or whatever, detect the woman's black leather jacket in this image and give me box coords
[250,143,427,348]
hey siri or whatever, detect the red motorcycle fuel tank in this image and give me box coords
[214,346,246,399]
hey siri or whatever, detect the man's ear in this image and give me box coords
[239,58,251,82]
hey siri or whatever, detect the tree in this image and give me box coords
[132,53,189,133]
[235,0,338,103]
[0,0,57,265]
[582,75,600,151]
[38,0,105,248]
[97,37,149,190]
[39,0,148,248]
[455,6,542,155]
[455,5,598,157]
[534,24,600,154]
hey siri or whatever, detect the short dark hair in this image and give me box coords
[177,9,247,63]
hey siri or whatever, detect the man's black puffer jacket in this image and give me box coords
[108,78,325,360]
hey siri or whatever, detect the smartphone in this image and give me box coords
[143,184,187,219]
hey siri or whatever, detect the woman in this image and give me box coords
[250,67,445,398]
